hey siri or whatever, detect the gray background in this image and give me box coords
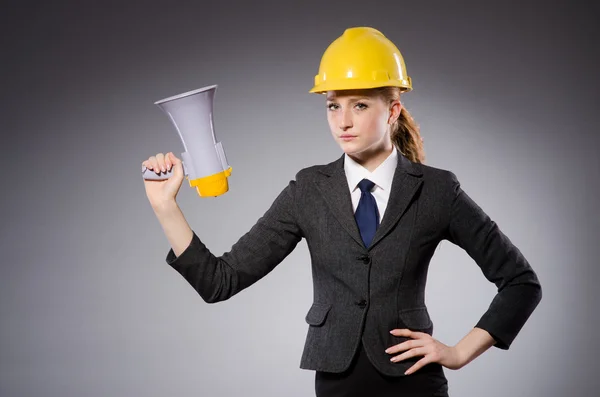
[1,0,598,396]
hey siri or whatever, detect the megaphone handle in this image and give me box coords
[141,161,186,180]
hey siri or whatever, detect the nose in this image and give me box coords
[338,108,353,130]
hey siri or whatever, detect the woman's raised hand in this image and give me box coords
[142,152,185,209]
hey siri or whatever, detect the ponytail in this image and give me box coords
[373,86,426,164]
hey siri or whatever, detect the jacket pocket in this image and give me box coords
[305,302,332,326]
[398,306,432,330]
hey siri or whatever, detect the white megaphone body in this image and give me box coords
[141,84,232,197]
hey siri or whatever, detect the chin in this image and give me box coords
[340,145,363,154]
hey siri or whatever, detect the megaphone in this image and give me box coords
[141,84,232,197]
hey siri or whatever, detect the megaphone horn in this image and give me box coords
[141,84,232,197]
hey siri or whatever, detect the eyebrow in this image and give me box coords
[326,95,371,101]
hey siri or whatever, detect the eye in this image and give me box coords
[355,102,368,110]
[327,103,339,111]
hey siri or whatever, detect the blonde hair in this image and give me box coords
[372,86,426,164]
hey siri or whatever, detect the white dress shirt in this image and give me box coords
[343,145,398,222]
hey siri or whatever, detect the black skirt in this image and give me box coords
[315,340,449,397]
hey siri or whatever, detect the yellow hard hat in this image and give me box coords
[309,27,412,94]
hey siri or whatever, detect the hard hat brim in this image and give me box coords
[309,78,412,94]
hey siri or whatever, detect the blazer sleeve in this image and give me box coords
[164,177,304,303]
[443,171,542,350]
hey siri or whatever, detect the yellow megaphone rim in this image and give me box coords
[188,166,232,197]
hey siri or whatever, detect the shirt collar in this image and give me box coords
[344,145,398,192]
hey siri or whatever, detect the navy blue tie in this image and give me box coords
[354,178,380,247]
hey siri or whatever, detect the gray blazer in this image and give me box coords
[165,152,542,377]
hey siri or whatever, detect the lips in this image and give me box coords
[340,135,356,138]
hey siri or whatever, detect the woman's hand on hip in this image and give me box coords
[385,328,465,375]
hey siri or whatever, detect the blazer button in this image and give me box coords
[356,254,371,265]
[356,299,367,308]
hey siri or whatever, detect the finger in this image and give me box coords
[171,155,183,177]
[390,347,427,363]
[390,329,429,340]
[165,152,173,171]
[390,329,419,339]
[169,152,181,168]
[149,156,160,173]
[156,153,166,172]
[385,339,425,355]
[408,331,430,339]
[146,156,156,170]
[404,356,432,375]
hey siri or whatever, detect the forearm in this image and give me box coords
[153,200,194,257]
[159,180,303,303]
[446,172,543,349]
[454,327,497,367]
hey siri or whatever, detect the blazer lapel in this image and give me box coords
[315,151,423,251]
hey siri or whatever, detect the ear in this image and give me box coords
[388,99,402,124]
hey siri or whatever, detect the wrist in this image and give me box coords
[452,344,469,368]
[151,199,179,214]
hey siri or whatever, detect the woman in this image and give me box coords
[142,27,542,397]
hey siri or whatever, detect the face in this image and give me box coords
[325,89,401,159]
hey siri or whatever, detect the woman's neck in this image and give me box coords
[347,143,394,173]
